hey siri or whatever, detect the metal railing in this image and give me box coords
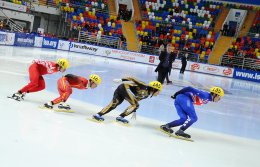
[140,44,203,62]
[0,8,23,32]
[78,31,121,49]
[221,55,260,71]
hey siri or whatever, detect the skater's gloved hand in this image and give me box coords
[113,79,122,83]
[131,112,137,120]
[171,93,177,99]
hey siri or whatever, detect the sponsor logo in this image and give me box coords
[111,49,145,57]
[71,43,98,52]
[105,50,111,56]
[17,37,34,44]
[191,63,200,71]
[43,39,57,48]
[0,34,6,42]
[120,55,135,61]
[203,66,219,73]
[149,56,155,63]
[235,70,260,80]
[59,42,64,47]
[223,68,232,76]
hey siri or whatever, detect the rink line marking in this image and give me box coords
[0,70,26,76]
[91,70,108,73]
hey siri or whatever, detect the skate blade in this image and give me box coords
[39,106,53,111]
[7,96,20,101]
[87,118,104,123]
[114,120,131,127]
[158,128,194,142]
[54,109,74,113]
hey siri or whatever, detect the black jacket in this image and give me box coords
[155,50,176,75]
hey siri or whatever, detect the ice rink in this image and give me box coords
[0,45,260,167]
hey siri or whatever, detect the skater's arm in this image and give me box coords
[172,86,203,99]
[122,77,147,86]
[64,74,77,79]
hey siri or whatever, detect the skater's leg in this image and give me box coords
[175,96,197,138]
[19,63,41,93]
[166,103,188,128]
[179,104,197,131]
[52,77,72,105]
[27,76,45,93]
[119,87,139,118]
[97,85,124,116]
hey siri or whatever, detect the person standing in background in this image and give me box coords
[155,44,175,84]
[180,51,188,74]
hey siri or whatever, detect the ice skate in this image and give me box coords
[92,114,105,122]
[116,116,129,124]
[160,125,173,134]
[8,92,25,101]
[175,129,191,138]
[166,81,173,85]
[58,102,71,110]
[43,102,53,109]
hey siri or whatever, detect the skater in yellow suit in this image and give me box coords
[92,77,162,124]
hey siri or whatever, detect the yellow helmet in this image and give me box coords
[149,81,162,91]
[57,58,69,69]
[89,74,101,85]
[210,87,224,97]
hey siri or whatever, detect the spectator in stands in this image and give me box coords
[155,44,175,84]
[222,22,228,36]
[119,34,126,49]
[0,20,3,30]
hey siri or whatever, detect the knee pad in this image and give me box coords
[179,118,187,124]
[190,116,198,123]
[111,99,119,108]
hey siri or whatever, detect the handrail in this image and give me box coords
[0,8,23,32]
[59,2,117,16]
[221,54,260,71]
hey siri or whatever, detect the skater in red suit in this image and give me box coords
[10,58,69,101]
[43,74,101,110]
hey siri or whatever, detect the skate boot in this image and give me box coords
[44,102,53,109]
[58,102,71,110]
[167,81,173,85]
[93,114,105,122]
[160,125,173,134]
[10,92,25,101]
[116,116,129,124]
[175,129,191,138]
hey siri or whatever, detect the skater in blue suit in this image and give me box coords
[160,86,224,138]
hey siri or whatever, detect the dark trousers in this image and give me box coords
[98,84,139,118]
[157,68,169,84]
[180,63,187,74]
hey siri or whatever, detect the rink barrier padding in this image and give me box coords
[0,30,259,83]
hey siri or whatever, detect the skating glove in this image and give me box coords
[131,112,137,120]
[113,79,122,83]
[171,92,179,99]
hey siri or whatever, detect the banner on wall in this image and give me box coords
[189,62,234,78]
[98,48,152,63]
[14,33,34,47]
[5,32,15,45]
[233,68,260,83]
[0,1,27,12]
[0,31,6,45]
[58,40,70,51]
[42,37,58,49]
[34,36,43,47]
[69,42,99,54]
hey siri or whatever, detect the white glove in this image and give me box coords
[113,79,122,83]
